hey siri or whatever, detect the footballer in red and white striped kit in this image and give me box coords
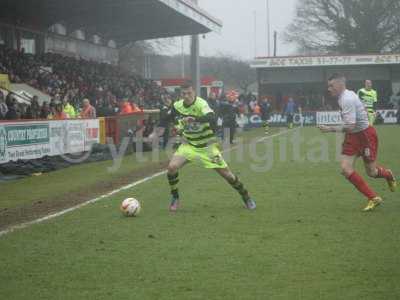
[319,73,397,211]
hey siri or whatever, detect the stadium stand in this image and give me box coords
[0,0,222,120]
[0,46,165,119]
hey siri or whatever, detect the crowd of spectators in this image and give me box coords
[206,92,273,118]
[0,46,166,120]
[207,92,317,116]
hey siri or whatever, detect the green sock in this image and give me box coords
[263,121,269,132]
[230,176,250,201]
[167,173,179,199]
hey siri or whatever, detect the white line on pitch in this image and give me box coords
[0,128,294,237]
[0,171,167,237]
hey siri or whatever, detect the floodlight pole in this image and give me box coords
[266,0,271,56]
[181,36,185,78]
[254,10,257,58]
[191,0,201,95]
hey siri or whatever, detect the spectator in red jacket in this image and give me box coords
[50,102,68,120]
[80,98,96,119]
[120,99,133,115]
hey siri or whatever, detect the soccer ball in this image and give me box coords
[120,198,141,217]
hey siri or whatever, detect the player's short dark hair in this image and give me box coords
[328,73,346,83]
[181,80,193,89]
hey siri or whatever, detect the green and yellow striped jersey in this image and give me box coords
[172,97,217,148]
[357,88,377,111]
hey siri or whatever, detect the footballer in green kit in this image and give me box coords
[357,79,378,125]
[164,81,256,212]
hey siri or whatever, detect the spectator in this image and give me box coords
[253,103,261,115]
[5,93,13,107]
[48,102,56,119]
[249,97,257,113]
[40,102,51,119]
[238,98,249,115]
[207,92,220,113]
[25,95,40,119]
[80,98,96,118]
[0,91,8,119]
[63,98,76,118]
[396,108,400,124]
[97,100,116,117]
[157,95,173,148]
[220,94,239,144]
[283,97,297,129]
[49,98,56,109]
[5,97,18,120]
[17,102,27,119]
[120,99,133,114]
[49,102,68,120]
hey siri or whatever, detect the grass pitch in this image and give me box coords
[0,126,399,300]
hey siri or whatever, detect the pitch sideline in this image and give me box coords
[0,128,296,237]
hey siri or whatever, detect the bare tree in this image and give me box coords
[201,54,256,92]
[138,52,256,93]
[118,39,177,74]
[285,0,400,54]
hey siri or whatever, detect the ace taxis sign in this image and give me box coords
[0,123,50,162]
[251,54,400,69]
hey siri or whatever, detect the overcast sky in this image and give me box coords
[195,0,299,60]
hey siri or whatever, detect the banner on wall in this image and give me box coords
[316,111,342,125]
[0,119,99,163]
[316,110,398,125]
[376,110,398,124]
[239,110,397,128]
[240,112,317,128]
